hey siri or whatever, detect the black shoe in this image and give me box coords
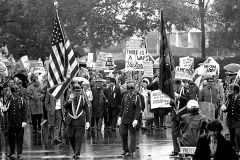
[17,154,22,159]
[169,151,178,156]
[54,139,63,144]
[121,150,129,155]
[6,152,15,157]
[125,152,133,156]
[73,154,80,159]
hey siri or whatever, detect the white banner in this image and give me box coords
[179,56,194,69]
[38,71,48,89]
[125,48,148,71]
[175,66,194,81]
[33,67,46,76]
[143,61,153,77]
[151,90,171,109]
[197,57,219,77]
[20,55,30,72]
[95,52,108,69]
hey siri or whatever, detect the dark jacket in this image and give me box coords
[194,133,237,160]
[172,85,191,122]
[6,95,27,127]
[106,85,121,108]
[64,95,90,126]
[119,91,141,124]
[179,113,208,146]
[226,94,240,128]
[92,86,107,117]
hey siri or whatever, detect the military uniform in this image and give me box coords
[119,91,141,154]
[226,94,240,152]
[64,94,90,158]
[6,94,27,156]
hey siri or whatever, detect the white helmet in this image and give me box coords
[187,99,199,111]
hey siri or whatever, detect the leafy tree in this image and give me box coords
[0,0,194,61]
[208,0,240,52]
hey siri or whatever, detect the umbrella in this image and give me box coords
[72,77,89,84]
[224,63,240,73]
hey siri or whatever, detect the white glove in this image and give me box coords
[69,93,75,101]
[22,122,27,128]
[221,104,227,111]
[153,77,159,83]
[117,117,121,126]
[132,120,138,128]
[174,92,180,99]
[85,122,90,130]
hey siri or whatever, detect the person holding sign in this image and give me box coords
[199,77,225,119]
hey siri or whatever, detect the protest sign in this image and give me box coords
[106,53,113,67]
[38,72,48,89]
[125,48,148,71]
[87,53,94,68]
[175,66,194,81]
[143,61,153,77]
[151,90,171,109]
[33,67,46,76]
[179,56,194,69]
[95,52,108,69]
[20,55,30,72]
[197,57,219,77]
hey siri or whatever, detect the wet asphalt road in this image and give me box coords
[0,123,181,160]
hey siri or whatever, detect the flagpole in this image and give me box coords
[54,0,58,13]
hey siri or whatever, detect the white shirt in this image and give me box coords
[55,98,61,110]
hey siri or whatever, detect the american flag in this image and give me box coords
[48,13,79,99]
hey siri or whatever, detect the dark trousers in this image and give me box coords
[66,125,85,156]
[48,109,63,141]
[31,114,42,131]
[154,113,165,129]
[92,117,103,130]
[229,127,240,152]
[8,126,24,154]
[120,123,136,153]
[171,120,180,153]
[109,106,119,129]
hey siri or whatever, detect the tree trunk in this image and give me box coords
[199,0,206,58]
[87,19,97,61]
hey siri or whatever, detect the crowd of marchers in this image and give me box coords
[0,68,240,160]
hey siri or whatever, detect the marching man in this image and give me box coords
[64,84,90,159]
[118,79,141,156]
[2,85,27,159]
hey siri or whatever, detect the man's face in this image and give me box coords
[229,86,235,95]
[8,80,14,87]
[96,81,102,88]
[12,90,20,97]
[142,82,147,89]
[207,81,213,87]
[74,89,82,97]
[135,85,140,92]
[109,81,114,87]
[106,78,110,84]
[22,70,27,76]
[210,130,219,139]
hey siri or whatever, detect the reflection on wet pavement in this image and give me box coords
[0,125,180,160]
